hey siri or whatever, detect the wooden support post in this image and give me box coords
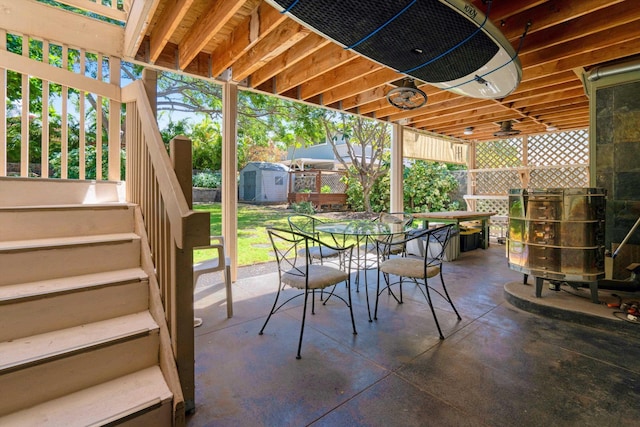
[170,135,196,414]
[170,136,193,208]
[390,123,403,213]
[222,82,238,282]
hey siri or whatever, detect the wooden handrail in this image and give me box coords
[122,81,209,249]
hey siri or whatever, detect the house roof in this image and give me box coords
[243,161,290,172]
[130,0,640,142]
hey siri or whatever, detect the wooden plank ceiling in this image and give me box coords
[133,0,640,142]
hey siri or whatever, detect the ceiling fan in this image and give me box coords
[493,120,521,137]
[386,78,427,110]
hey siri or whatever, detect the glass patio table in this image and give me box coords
[315,219,413,322]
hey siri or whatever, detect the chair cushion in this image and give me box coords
[379,258,440,279]
[298,246,340,259]
[282,264,349,289]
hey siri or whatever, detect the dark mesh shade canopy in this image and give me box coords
[272,0,499,83]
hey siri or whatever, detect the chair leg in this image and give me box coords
[297,289,310,359]
[422,279,445,340]
[439,270,461,320]
[374,269,381,321]
[346,279,358,335]
[259,287,281,335]
[224,263,233,318]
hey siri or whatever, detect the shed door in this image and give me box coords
[244,171,256,201]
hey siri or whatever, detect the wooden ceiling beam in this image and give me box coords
[519,21,640,71]
[509,87,587,110]
[341,86,389,110]
[470,0,548,22]
[231,19,310,82]
[536,107,590,122]
[250,33,330,87]
[518,1,640,55]
[387,96,489,124]
[409,104,507,129]
[209,2,286,79]
[149,0,196,63]
[272,43,357,94]
[524,98,589,115]
[498,0,624,41]
[178,0,246,70]
[299,57,384,100]
[321,68,402,105]
[523,37,640,81]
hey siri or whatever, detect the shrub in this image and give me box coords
[291,201,315,214]
[344,160,460,213]
[193,171,221,188]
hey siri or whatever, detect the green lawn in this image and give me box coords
[193,203,292,265]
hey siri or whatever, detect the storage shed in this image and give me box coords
[239,162,290,203]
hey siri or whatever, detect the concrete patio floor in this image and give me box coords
[188,244,640,427]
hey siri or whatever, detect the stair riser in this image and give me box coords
[0,206,135,241]
[118,400,173,427]
[0,333,159,416]
[0,281,149,342]
[0,178,123,207]
[0,239,141,286]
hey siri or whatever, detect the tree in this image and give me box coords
[321,113,390,212]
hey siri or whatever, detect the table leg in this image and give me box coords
[352,234,373,322]
[481,218,490,249]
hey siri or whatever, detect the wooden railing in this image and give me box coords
[0,5,124,180]
[122,80,209,413]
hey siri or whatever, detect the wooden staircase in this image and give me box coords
[0,178,179,426]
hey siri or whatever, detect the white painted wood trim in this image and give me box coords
[390,123,403,213]
[0,0,124,57]
[0,50,121,101]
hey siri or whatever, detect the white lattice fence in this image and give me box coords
[529,166,589,188]
[528,130,589,166]
[475,139,523,168]
[291,171,347,193]
[321,173,347,192]
[475,169,522,194]
[468,130,590,242]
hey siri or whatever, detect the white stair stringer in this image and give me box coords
[0,198,179,426]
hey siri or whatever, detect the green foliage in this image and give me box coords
[49,144,126,180]
[320,185,331,194]
[291,201,315,214]
[191,118,223,171]
[344,160,460,213]
[192,171,221,188]
[343,169,390,213]
[403,160,460,212]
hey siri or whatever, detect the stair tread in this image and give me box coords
[0,233,140,251]
[0,366,172,426]
[0,267,148,302]
[0,203,134,211]
[0,311,158,372]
